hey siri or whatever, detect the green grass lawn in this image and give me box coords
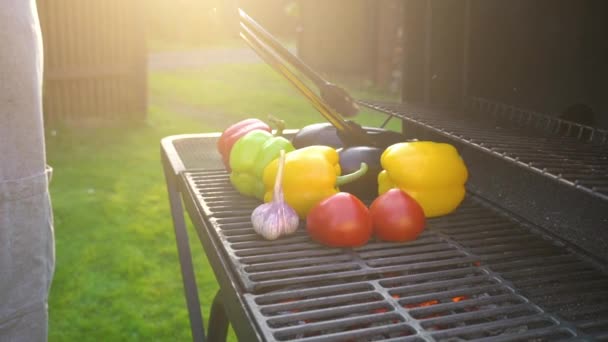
[149,63,400,130]
[47,62,398,341]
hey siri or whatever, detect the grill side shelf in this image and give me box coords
[359,100,608,265]
[184,170,596,342]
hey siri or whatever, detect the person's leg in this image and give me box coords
[0,1,55,341]
[0,187,54,342]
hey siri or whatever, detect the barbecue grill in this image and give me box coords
[161,1,608,341]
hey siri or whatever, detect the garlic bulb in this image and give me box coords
[251,150,299,240]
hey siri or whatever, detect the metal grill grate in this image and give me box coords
[468,97,608,145]
[359,100,608,201]
[173,137,224,170]
[184,169,608,341]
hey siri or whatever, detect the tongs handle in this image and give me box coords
[239,9,359,118]
[239,9,326,89]
[239,10,374,146]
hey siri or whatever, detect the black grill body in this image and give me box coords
[162,130,607,341]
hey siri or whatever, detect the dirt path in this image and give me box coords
[148,48,261,71]
[148,46,295,71]
[147,46,297,127]
[148,46,296,71]
[147,48,260,125]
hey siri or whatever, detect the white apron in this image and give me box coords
[0,1,55,341]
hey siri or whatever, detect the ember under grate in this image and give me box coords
[184,170,608,341]
[359,100,608,201]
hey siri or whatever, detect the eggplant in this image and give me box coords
[292,122,344,149]
[293,122,406,149]
[338,146,384,199]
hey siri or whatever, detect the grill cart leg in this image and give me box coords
[207,290,229,342]
[162,157,206,341]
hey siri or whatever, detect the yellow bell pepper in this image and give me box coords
[378,141,468,218]
[263,145,368,218]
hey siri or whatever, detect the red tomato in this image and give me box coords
[306,192,372,247]
[370,189,426,242]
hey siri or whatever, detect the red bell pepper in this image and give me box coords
[217,118,271,171]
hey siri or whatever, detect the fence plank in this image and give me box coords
[37,0,147,125]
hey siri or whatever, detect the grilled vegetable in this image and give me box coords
[230,127,295,200]
[251,150,299,240]
[378,142,468,217]
[292,122,406,149]
[338,146,384,199]
[262,145,368,218]
[370,189,426,242]
[218,118,271,171]
[291,123,344,149]
[306,192,372,247]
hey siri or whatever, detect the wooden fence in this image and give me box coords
[37,0,147,125]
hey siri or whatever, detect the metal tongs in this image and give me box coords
[238,8,380,147]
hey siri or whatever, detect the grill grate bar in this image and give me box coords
[429,314,560,340]
[393,284,508,305]
[577,319,608,334]
[571,306,608,322]
[510,270,602,288]
[535,291,608,308]
[266,301,390,326]
[249,263,361,282]
[420,303,539,328]
[477,254,579,272]
[379,267,485,288]
[240,249,343,265]
[355,236,444,253]
[522,279,608,297]
[271,311,405,339]
[231,238,318,251]
[276,323,418,342]
[458,235,549,248]
[227,233,310,243]
[384,275,495,295]
[470,326,577,342]
[261,292,382,316]
[476,247,563,263]
[251,269,373,291]
[499,261,593,280]
[437,226,522,240]
[462,234,551,247]
[408,293,524,318]
[356,243,457,259]
[372,336,425,342]
[253,282,374,305]
[244,254,353,273]
[365,250,466,268]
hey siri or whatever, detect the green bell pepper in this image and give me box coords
[229,125,295,199]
